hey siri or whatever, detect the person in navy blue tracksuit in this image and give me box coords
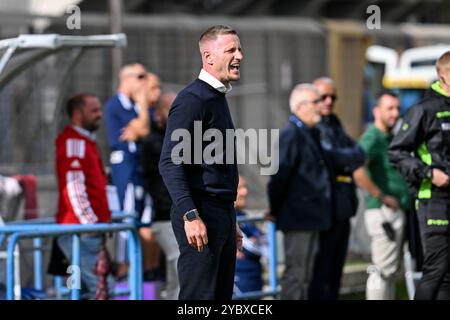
[105,65,161,277]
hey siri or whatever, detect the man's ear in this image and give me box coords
[71,107,82,123]
[437,68,448,85]
[372,106,379,120]
[203,50,213,65]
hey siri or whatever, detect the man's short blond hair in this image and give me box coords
[198,25,238,51]
[436,51,450,72]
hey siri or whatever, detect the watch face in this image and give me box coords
[187,211,197,220]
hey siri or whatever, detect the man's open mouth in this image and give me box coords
[230,63,240,71]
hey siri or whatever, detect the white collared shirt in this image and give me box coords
[198,69,232,94]
[117,92,133,110]
[72,125,96,141]
[117,92,140,114]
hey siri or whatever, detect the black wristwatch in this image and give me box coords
[183,209,199,222]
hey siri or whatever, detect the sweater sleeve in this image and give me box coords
[158,92,204,217]
[388,105,428,185]
[59,138,98,224]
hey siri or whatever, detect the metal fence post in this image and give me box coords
[33,237,43,290]
[268,222,278,294]
[6,233,19,300]
[71,234,81,300]
[127,228,143,300]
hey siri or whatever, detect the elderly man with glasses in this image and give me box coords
[267,83,334,300]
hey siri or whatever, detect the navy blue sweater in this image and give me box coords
[159,79,239,217]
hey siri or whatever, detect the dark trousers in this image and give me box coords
[308,219,350,300]
[171,195,236,300]
[415,199,450,300]
[406,207,424,271]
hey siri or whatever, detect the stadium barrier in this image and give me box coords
[0,218,142,300]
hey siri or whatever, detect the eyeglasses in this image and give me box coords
[321,94,337,102]
[299,98,323,105]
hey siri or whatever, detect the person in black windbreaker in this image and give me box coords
[388,51,450,300]
[309,77,366,300]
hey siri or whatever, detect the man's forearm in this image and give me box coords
[353,166,382,198]
[127,106,150,137]
[127,117,149,137]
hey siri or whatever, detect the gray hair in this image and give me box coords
[313,76,335,87]
[289,83,319,113]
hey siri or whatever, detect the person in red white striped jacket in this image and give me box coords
[55,93,113,299]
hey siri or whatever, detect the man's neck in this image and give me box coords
[374,120,390,134]
[71,124,96,140]
[202,67,221,82]
[439,81,450,96]
[293,113,314,128]
[117,87,131,97]
[199,68,231,93]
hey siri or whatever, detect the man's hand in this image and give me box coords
[131,76,149,105]
[119,124,139,142]
[380,194,400,211]
[132,89,148,113]
[236,223,243,251]
[432,168,450,188]
[184,217,208,252]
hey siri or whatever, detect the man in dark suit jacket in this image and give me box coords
[159,25,243,300]
[267,83,333,300]
[309,77,366,300]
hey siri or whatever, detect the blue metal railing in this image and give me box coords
[1,212,278,300]
[0,221,142,300]
[0,211,134,247]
